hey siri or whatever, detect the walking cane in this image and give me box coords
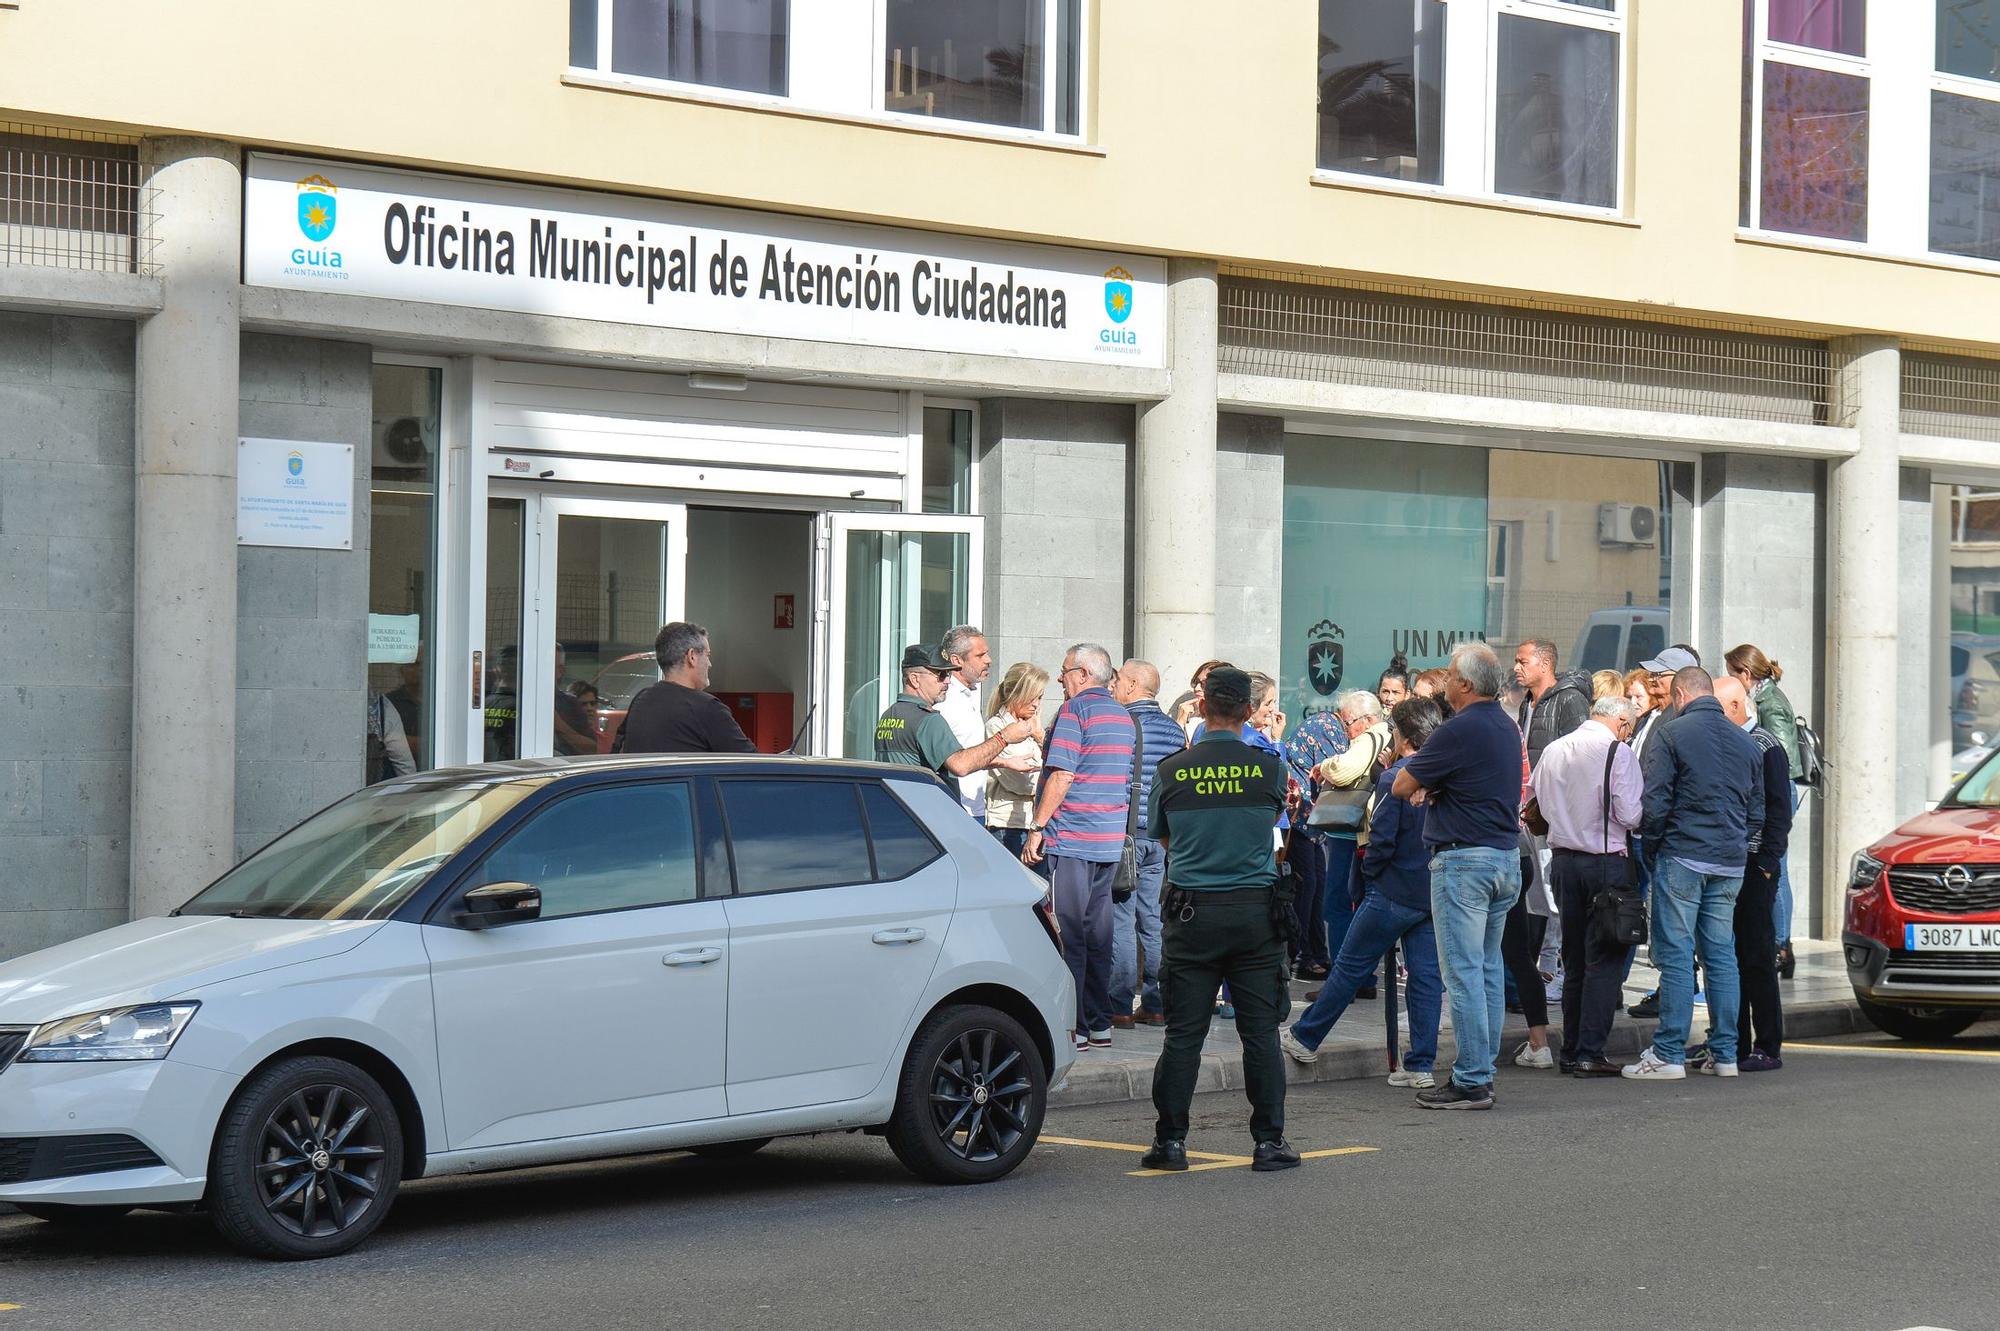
[1382,939,1400,1073]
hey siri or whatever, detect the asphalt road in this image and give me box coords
[1,1024,1997,1331]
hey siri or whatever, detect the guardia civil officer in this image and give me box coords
[874,643,1035,781]
[1142,666,1301,1173]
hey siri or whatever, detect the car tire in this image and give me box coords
[207,1055,405,1260]
[885,1004,1046,1186]
[12,1203,134,1227]
[1855,996,1984,1043]
[687,1137,773,1159]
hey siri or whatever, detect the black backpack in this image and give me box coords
[1794,717,1825,789]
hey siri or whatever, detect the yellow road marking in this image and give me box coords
[1040,1134,1378,1176]
[0,1304,20,1312]
[1788,1041,2000,1060]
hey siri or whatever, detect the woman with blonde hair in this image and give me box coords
[983,662,1050,868]
[1726,643,1803,976]
[1592,669,1624,702]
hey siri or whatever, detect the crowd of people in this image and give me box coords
[864,621,1810,1105]
[615,618,1809,1130]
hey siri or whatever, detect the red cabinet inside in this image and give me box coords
[711,691,797,753]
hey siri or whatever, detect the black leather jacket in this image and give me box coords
[1518,671,1592,769]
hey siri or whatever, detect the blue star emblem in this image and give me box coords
[1311,646,1338,689]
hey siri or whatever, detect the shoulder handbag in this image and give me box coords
[1306,730,1383,833]
[1589,740,1648,948]
[1110,725,1146,902]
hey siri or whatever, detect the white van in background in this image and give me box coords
[1571,606,1670,674]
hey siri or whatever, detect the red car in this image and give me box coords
[1845,751,2000,1040]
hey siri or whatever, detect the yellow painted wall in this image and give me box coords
[0,0,1990,346]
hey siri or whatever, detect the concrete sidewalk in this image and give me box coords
[1049,940,1861,1106]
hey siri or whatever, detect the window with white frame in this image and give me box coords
[568,0,1088,139]
[1315,0,1625,213]
[1740,2,2000,265]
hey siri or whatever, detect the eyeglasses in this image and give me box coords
[1060,665,1086,679]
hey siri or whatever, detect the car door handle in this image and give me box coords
[662,947,723,967]
[871,928,926,945]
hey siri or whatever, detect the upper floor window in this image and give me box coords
[572,0,789,96]
[1315,0,1626,214]
[1739,2,2000,268]
[885,0,1081,135]
[570,0,1088,140]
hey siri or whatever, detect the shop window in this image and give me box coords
[484,498,526,762]
[884,0,1082,134]
[1277,437,1693,724]
[1947,485,2000,755]
[367,365,441,783]
[572,0,790,96]
[921,406,973,514]
[1493,11,1620,209]
[1315,0,1446,184]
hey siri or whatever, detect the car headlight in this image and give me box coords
[17,1003,199,1062]
[1848,850,1884,893]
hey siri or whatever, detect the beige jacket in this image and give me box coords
[1314,720,1390,791]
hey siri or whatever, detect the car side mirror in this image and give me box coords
[455,880,542,929]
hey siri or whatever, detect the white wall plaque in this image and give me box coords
[237,437,354,550]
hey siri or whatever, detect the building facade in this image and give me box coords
[1,0,1997,955]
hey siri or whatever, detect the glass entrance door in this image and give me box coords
[484,492,687,761]
[817,513,982,758]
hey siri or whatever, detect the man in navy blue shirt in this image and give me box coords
[1392,641,1525,1110]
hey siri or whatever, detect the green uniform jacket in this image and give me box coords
[1147,729,1286,891]
[876,693,959,775]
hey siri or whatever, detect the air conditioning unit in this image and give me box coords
[372,415,432,471]
[1598,502,1658,547]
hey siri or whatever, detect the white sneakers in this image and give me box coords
[1693,1055,1740,1077]
[1387,1067,1436,1089]
[1279,1027,1319,1064]
[1621,1047,1687,1080]
[1512,1040,1555,1069]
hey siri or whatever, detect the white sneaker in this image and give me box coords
[1621,1047,1686,1080]
[1513,1041,1555,1069]
[1279,1027,1319,1064]
[1387,1067,1436,1088]
[1693,1056,1740,1078]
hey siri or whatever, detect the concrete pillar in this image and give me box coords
[130,139,241,918]
[1133,259,1218,692]
[1823,337,1900,933]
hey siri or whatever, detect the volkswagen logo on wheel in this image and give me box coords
[1944,864,1974,894]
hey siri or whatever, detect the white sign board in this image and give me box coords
[237,437,354,550]
[367,613,422,664]
[243,153,1165,369]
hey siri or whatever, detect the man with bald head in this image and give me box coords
[1109,658,1187,1025]
[1714,675,1793,1071]
[1625,665,1764,1081]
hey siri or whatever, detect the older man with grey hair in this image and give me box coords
[1025,642,1138,1049]
[1392,640,1525,1109]
[1527,693,1644,1076]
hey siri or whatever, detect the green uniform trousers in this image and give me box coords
[1150,883,1290,1144]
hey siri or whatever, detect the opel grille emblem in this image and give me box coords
[1944,865,1973,894]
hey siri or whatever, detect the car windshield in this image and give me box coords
[593,656,661,710]
[180,777,550,921]
[1944,748,2000,809]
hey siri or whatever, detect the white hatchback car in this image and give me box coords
[0,756,1074,1259]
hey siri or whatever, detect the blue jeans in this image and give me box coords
[1291,890,1441,1070]
[1322,835,1359,963]
[1650,858,1744,1064]
[1774,787,1801,943]
[989,825,1051,881]
[1429,846,1519,1090]
[1110,839,1165,1016]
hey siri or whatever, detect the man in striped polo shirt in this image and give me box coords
[1024,642,1137,1050]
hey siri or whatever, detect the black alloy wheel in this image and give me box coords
[254,1082,390,1239]
[885,1004,1046,1184]
[929,1027,1035,1164]
[209,1055,405,1260]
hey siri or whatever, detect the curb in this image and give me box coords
[1047,996,1869,1107]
